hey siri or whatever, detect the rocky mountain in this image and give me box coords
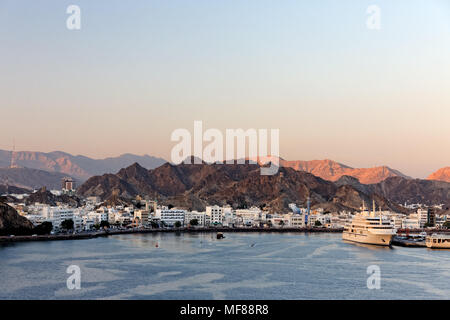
[25,187,82,207]
[0,167,75,190]
[371,177,450,207]
[278,158,410,184]
[0,184,30,195]
[0,150,166,181]
[0,201,34,235]
[334,175,450,207]
[78,162,407,213]
[427,167,450,183]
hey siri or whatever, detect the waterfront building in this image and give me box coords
[267,214,290,228]
[87,211,108,224]
[390,215,404,231]
[82,216,96,230]
[402,217,420,229]
[155,209,186,227]
[206,205,224,226]
[134,210,150,226]
[42,207,76,231]
[417,209,429,228]
[289,213,305,228]
[236,207,262,227]
[185,211,207,226]
[223,208,236,227]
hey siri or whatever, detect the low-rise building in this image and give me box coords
[156,209,186,227]
[185,211,207,227]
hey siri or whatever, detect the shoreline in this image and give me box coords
[0,227,343,243]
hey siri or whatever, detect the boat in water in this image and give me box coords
[343,201,395,246]
[216,232,225,239]
[426,233,450,249]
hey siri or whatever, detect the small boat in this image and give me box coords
[216,232,225,239]
[426,234,450,249]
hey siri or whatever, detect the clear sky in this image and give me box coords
[0,0,449,178]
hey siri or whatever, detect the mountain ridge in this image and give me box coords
[0,149,167,181]
[427,167,450,183]
[77,162,414,213]
[252,156,411,184]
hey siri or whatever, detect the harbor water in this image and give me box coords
[0,232,449,299]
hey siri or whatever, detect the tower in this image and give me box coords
[10,138,17,169]
[62,177,75,194]
[305,195,311,226]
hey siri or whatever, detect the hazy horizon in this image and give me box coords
[1,0,449,179]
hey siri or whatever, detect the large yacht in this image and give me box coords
[343,201,395,246]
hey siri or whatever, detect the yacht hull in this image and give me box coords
[343,231,393,246]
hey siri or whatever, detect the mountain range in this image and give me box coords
[77,161,450,213]
[0,167,72,190]
[0,150,166,181]
[0,150,448,199]
[256,157,411,184]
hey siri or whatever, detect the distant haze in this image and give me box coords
[1,1,449,178]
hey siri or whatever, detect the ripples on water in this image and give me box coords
[0,232,449,299]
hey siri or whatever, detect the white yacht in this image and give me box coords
[343,201,396,246]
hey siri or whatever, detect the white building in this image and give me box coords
[267,214,290,227]
[87,211,108,224]
[134,210,150,226]
[185,211,207,227]
[417,209,429,228]
[223,208,236,227]
[42,207,75,230]
[156,209,186,227]
[206,205,224,226]
[288,214,305,228]
[235,207,262,227]
[402,217,420,229]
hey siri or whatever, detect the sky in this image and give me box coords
[0,0,449,178]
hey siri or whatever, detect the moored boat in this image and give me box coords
[426,233,450,249]
[343,201,395,246]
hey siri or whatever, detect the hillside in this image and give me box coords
[0,167,75,190]
[0,201,34,235]
[25,187,82,207]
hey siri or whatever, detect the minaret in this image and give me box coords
[10,139,17,169]
[305,195,311,226]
